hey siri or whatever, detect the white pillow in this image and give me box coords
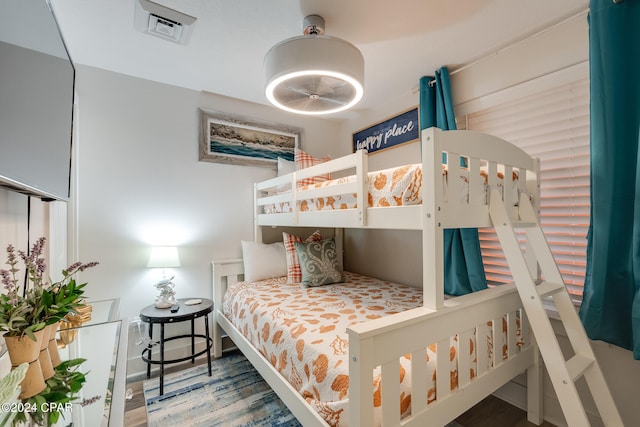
[276,157,295,192]
[241,240,287,282]
[277,157,295,176]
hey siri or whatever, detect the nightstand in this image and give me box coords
[140,298,213,395]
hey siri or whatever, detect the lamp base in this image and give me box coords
[155,293,176,309]
[154,278,177,309]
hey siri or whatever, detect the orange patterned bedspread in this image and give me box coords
[264,163,423,214]
[222,272,512,426]
[263,163,518,214]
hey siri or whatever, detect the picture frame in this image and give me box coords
[352,107,419,154]
[199,109,301,168]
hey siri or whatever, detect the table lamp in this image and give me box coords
[147,246,180,308]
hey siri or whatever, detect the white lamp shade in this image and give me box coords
[147,246,180,268]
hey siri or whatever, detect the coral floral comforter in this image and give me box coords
[223,272,513,426]
[263,163,519,214]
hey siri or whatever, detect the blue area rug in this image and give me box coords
[143,352,301,427]
[144,351,465,427]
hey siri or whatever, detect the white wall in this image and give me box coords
[71,65,343,376]
[0,189,30,255]
[0,190,52,287]
[341,11,640,427]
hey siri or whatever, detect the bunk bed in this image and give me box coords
[212,127,543,427]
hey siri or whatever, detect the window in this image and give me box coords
[457,74,590,300]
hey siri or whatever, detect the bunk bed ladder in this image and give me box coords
[489,189,623,427]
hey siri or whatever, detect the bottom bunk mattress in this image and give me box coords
[222,272,519,426]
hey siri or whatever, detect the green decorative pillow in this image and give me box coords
[294,238,343,287]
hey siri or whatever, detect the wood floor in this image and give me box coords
[123,357,556,427]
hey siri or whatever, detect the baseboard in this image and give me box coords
[493,379,566,427]
[492,378,526,409]
[493,377,605,427]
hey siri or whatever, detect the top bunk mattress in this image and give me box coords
[263,163,519,214]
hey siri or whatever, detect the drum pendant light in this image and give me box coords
[264,15,364,115]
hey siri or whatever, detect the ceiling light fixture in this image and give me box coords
[264,15,364,115]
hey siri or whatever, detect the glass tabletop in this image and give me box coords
[82,299,120,326]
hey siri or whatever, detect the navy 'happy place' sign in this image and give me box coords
[352,107,419,154]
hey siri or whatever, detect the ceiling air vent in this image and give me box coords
[148,14,182,41]
[134,0,196,45]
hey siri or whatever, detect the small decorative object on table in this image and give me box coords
[58,300,93,347]
[154,277,177,308]
[146,246,181,309]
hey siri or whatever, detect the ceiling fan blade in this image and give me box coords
[281,82,312,97]
[271,73,359,112]
[283,96,341,112]
[282,96,318,110]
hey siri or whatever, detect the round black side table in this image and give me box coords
[140,298,213,395]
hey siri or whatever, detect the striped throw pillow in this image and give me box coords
[295,149,331,187]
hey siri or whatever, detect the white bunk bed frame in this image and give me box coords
[212,127,544,427]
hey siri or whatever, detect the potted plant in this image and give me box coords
[13,358,87,426]
[0,244,48,399]
[0,237,97,399]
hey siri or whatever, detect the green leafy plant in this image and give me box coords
[42,266,94,325]
[13,358,88,426]
[0,237,98,340]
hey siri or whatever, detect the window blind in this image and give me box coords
[457,77,590,300]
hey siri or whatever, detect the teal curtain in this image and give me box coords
[419,67,488,295]
[579,0,640,359]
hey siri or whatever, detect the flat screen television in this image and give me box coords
[0,0,75,201]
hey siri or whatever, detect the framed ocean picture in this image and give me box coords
[199,109,300,168]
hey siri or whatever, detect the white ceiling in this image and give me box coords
[49,0,588,118]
